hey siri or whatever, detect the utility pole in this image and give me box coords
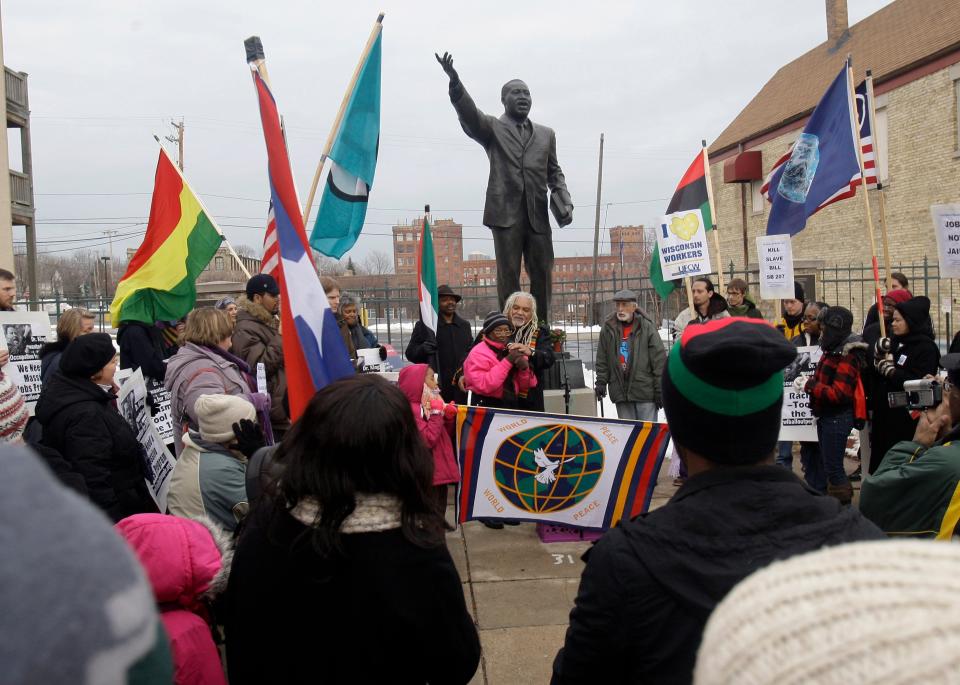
[590,133,605,325]
[165,118,184,171]
[103,229,117,288]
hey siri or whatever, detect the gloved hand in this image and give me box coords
[422,339,438,355]
[378,345,388,361]
[429,396,445,413]
[506,348,526,366]
[515,355,530,371]
[873,337,892,358]
[232,419,265,458]
[595,382,607,400]
[876,358,897,378]
[442,402,458,421]
[792,375,808,393]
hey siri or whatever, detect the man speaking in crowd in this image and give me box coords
[406,285,472,404]
[594,289,665,421]
[504,291,554,412]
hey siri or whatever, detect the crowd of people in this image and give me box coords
[4,261,960,683]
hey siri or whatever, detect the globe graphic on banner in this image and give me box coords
[493,424,604,514]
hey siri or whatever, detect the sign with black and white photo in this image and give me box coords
[117,368,176,511]
[116,366,174,444]
[780,345,822,442]
[0,311,51,413]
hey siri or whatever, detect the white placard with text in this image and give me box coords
[757,234,796,300]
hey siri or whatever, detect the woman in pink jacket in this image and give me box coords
[398,363,460,516]
[463,312,537,409]
[115,513,231,685]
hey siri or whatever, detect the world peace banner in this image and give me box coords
[455,406,670,529]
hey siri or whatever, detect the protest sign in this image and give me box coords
[117,368,176,511]
[756,234,796,299]
[780,345,822,442]
[656,208,712,281]
[932,204,960,278]
[0,311,51,412]
[456,406,669,528]
[116,368,175,446]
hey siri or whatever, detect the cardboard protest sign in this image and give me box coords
[117,368,176,511]
[0,311,52,413]
[780,345,822,442]
[656,208,712,281]
[757,234,795,300]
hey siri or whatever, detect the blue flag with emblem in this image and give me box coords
[309,31,381,258]
[766,63,861,237]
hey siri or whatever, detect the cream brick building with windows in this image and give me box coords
[708,0,960,320]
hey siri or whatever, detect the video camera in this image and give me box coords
[887,378,943,410]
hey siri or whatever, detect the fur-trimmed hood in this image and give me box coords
[115,513,233,609]
[236,295,278,331]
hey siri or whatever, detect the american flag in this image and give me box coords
[261,200,279,278]
[760,79,878,213]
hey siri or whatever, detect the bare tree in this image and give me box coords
[313,251,346,277]
[362,250,393,275]
[234,243,257,258]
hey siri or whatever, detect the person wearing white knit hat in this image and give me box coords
[167,394,264,532]
[0,369,28,443]
[694,539,960,685]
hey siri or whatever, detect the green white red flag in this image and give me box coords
[417,216,439,333]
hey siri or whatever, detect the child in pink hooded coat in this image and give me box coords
[115,513,231,685]
[398,363,460,513]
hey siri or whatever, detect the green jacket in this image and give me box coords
[860,426,960,539]
[595,312,666,404]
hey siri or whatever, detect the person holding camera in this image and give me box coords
[868,296,940,474]
[795,306,868,504]
[860,354,960,538]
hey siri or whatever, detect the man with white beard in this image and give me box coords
[594,290,666,421]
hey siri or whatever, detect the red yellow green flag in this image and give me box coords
[110,149,223,324]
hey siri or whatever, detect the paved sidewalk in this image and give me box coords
[452,449,863,684]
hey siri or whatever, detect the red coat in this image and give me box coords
[116,514,229,685]
[398,364,461,486]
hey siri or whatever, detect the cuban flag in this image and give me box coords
[249,67,354,420]
[766,63,862,237]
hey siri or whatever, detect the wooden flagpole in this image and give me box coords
[701,140,725,292]
[865,69,893,291]
[684,276,694,312]
[152,136,252,279]
[846,57,886,339]
[300,13,384,229]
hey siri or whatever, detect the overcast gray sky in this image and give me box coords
[5,0,893,265]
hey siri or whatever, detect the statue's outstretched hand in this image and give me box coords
[435,52,459,83]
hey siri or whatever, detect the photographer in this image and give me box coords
[860,355,960,539]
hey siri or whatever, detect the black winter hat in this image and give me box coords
[793,281,805,302]
[895,296,931,333]
[482,311,511,336]
[59,333,117,378]
[245,273,280,298]
[818,306,854,353]
[437,284,462,302]
[662,318,797,464]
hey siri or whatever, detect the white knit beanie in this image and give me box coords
[194,394,256,444]
[0,371,28,443]
[695,540,960,685]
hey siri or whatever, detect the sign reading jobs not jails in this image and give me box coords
[656,208,712,281]
[756,234,796,300]
[932,204,960,278]
[0,311,51,413]
[780,345,822,442]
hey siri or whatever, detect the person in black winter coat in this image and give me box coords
[117,320,168,381]
[552,319,883,685]
[405,285,474,404]
[34,333,157,522]
[225,375,480,685]
[869,295,941,474]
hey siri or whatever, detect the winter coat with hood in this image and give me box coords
[595,309,665,404]
[551,466,884,685]
[673,292,730,334]
[230,296,288,430]
[165,342,255,456]
[463,336,537,408]
[167,431,249,533]
[397,364,460,486]
[35,372,156,522]
[115,513,231,685]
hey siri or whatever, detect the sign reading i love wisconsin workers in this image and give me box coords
[656,208,712,281]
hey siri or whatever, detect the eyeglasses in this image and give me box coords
[802,315,819,322]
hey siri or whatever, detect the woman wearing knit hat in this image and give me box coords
[694,540,960,685]
[167,393,264,533]
[869,295,940,474]
[35,333,157,522]
[553,318,883,685]
[462,311,537,410]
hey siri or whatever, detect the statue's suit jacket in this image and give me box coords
[449,82,569,235]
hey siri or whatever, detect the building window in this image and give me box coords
[215,256,224,271]
[751,179,764,214]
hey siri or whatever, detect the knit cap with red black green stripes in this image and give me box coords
[662,318,797,464]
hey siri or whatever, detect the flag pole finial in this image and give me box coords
[244,36,265,63]
[424,204,430,215]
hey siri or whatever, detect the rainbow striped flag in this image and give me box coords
[110,150,223,324]
[455,406,670,528]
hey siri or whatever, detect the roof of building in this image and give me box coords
[711,0,960,155]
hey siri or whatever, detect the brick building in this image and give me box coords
[709,0,960,317]
[392,217,463,287]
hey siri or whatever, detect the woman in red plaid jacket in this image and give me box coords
[796,306,868,504]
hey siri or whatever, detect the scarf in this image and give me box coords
[290,493,403,533]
